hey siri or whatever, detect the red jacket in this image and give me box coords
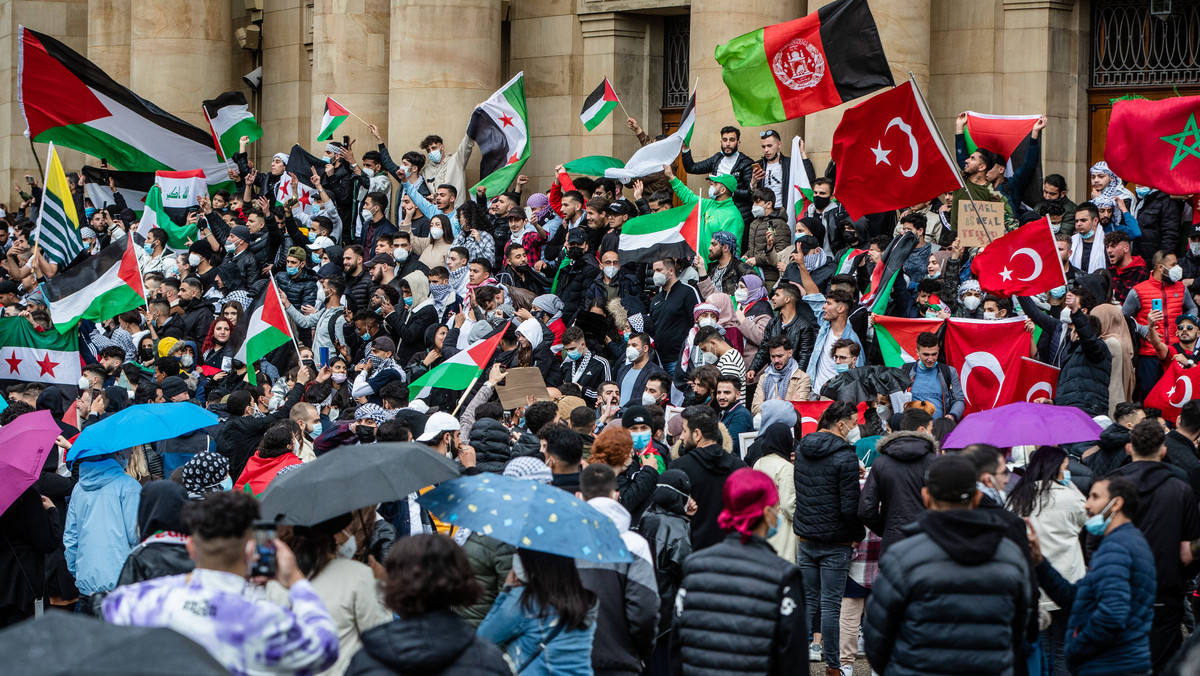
[235,452,302,497]
[1133,276,1186,357]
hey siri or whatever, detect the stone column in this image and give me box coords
[388,0,501,168]
[311,0,389,155]
[88,0,131,86]
[129,0,231,127]
[259,0,312,161]
[578,13,653,167]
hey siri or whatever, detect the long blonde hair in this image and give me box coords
[125,446,150,481]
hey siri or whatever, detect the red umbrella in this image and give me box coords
[0,410,61,515]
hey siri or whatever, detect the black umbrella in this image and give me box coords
[819,365,911,403]
[259,442,461,525]
[0,613,229,675]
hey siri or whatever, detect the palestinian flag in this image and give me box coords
[235,454,302,497]
[784,135,812,230]
[713,0,893,126]
[33,143,85,267]
[873,315,942,366]
[617,202,700,266]
[41,237,145,332]
[563,156,625,176]
[0,318,81,388]
[230,277,295,386]
[1106,94,1200,196]
[963,111,1043,208]
[676,89,696,146]
[136,176,203,250]
[409,329,506,400]
[835,248,868,274]
[18,27,229,187]
[580,78,620,132]
[467,73,530,198]
[202,91,263,161]
[316,96,350,142]
[81,165,152,215]
[860,231,917,314]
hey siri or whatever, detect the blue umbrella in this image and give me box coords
[418,474,633,563]
[67,402,219,463]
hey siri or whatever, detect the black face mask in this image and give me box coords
[812,195,832,211]
[567,246,585,260]
[355,425,376,444]
[139,348,155,362]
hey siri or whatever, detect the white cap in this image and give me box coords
[307,236,335,250]
[406,400,430,414]
[416,412,459,442]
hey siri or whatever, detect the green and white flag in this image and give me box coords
[784,135,813,231]
[202,91,263,161]
[467,73,530,198]
[409,330,506,400]
[676,89,696,146]
[136,181,198,250]
[230,277,295,386]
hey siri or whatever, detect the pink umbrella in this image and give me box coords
[0,410,61,515]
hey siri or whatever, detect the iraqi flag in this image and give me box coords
[580,78,620,132]
[1105,94,1200,196]
[792,400,834,436]
[230,277,296,386]
[316,96,350,142]
[617,202,700,266]
[136,170,207,249]
[202,91,263,161]
[41,237,145,332]
[972,217,1066,297]
[784,135,812,231]
[0,318,80,388]
[997,357,1060,406]
[873,315,942,367]
[18,27,229,188]
[409,329,506,400]
[831,81,964,221]
[467,73,530,198]
[713,0,893,126]
[81,165,152,215]
[943,317,1029,415]
[1145,360,1200,424]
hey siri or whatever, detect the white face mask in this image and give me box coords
[429,227,444,240]
[625,346,641,363]
[707,186,719,199]
[1049,222,1061,234]
[188,254,202,267]
[394,248,409,262]
[698,317,717,328]
[846,426,862,444]
[337,533,357,559]
[603,265,619,279]
[1169,265,1184,283]
[652,271,667,287]
[962,295,981,311]
[983,311,996,320]
[751,205,766,219]
[641,391,657,406]
[1190,242,1200,256]
[734,288,748,303]
[362,167,375,178]
[361,208,374,222]
[700,350,718,365]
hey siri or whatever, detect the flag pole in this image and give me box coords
[608,76,633,122]
[268,275,304,364]
[451,373,482,416]
[28,138,44,178]
[30,142,57,263]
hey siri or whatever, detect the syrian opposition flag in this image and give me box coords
[202,91,263,161]
[676,89,696,146]
[18,27,229,188]
[860,231,917,314]
[606,133,683,183]
[0,318,80,388]
[1106,94,1200,196]
[792,400,834,436]
[467,73,530,198]
[580,78,620,132]
[409,329,506,400]
[835,248,868,275]
[784,135,812,231]
[973,217,1066,297]
[832,81,964,221]
[713,0,893,126]
[316,96,351,142]
[274,172,315,210]
[230,277,295,386]
[997,357,1060,406]
[873,315,942,367]
[81,165,152,215]
[944,317,1029,415]
[41,238,145,332]
[617,202,700,266]
[1145,360,1200,424]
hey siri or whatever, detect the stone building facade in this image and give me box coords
[0,0,1196,204]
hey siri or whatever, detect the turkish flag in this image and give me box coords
[943,317,1030,415]
[973,217,1066,296]
[831,81,964,220]
[1105,94,1200,196]
[792,400,833,436]
[997,357,1060,406]
[1144,361,1200,423]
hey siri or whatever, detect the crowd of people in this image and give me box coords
[1,108,1200,676]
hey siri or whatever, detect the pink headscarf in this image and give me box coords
[717,468,780,542]
[706,293,738,328]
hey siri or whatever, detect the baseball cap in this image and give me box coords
[506,206,526,220]
[371,336,396,353]
[0,280,19,295]
[924,455,979,504]
[567,228,588,244]
[308,236,335,250]
[1190,224,1200,240]
[287,246,307,261]
[707,174,737,193]
[606,200,634,216]
[1177,314,1199,328]
[416,412,460,442]
[315,263,342,279]
[365,252,395,268]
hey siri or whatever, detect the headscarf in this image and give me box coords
[929,250,952,279]
[957,279,981,301]
[740,274,767,305]
[532,294,564,324]
[516,318,543,349]
[1090,161,1125,200]
[104,386,130,414]
[526,192,552,222]
[692,303,720,323]
[181,452,231,499]
[137,481,190,536]
[717,468,779,543]
[1091,303,1135,402]
[503,456,553,484]
[758,423,795,461]
[760,399,797,431]
[652,469,692,515]
[705,293,738,328]
[354,403,388,424]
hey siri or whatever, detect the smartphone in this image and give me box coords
[1153,298,1163,312]
[504,410,513,425]
[25,176,34,186]
[318,347,329,366]
[250,523,277,578]
[342,135,350,149]
[221,356,233,373]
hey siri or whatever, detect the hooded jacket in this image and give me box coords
[347,610,509,676]
[273,267,318,310]
[1056,309,1112,417]
[858,430,937,555]
[117,481,194,587]
[1083,424,1132,477]
[388,271,438,364]
[864,509,1032,676]
[63,458,142,595]
[180,297,217,342]
[669,443,748,550]
[1110,461,1200,605]
[792,431,864,544]
[468,418,537,474]
[636,471,693,635]
[458,533,516,627]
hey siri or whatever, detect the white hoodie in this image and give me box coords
[587,496,653,565]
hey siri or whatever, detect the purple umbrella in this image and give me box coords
[941,402,1104,450]
[0,410,61,515]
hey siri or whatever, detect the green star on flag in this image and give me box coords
[1160,113,1200,170]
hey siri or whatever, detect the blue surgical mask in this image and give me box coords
[403,296,413,306]
[631,430,652,450]
[286,266,299,276]
[143,242,154,254]
[218,476,233,492]
[835,363,850,373]
[1050,285,1067,299]
[308,230,318,243]
[310,422,323,440]
[1081,229,1095,240]
[1136,186,1152,198]
[1083,498,1116,536]
[1059,470,1072,487]
[765,509,779,539]
[566,349,582,361]
[427,149,443,164]
[360,332,371,341]
[311,253,321,264]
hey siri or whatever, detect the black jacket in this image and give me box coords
[792,432,864,544]
[681,149,757,231]
[0,488,58,619]
[648,280,702,364]
[858,431,937,555]
[577,515,659,675]
[347,610,509,676]
[116,481,194,587]
[864,509,1032,676]
[215,385,304,478]
[557,255,602,325]
[216,248,260,292]
[1055,309,1111,417]
[467,418,539,474]
[1163,429,1200,498]
[1083,424,1132,477]
[616,460,659,527]
[343,269,373,314]
[116,542,193,587]
[179,298,215,342]
[636,483,692,635]
[1111,461,1200,605]
[748,310,818,377]
[1134,190,1183,262]
[668,444,747,550]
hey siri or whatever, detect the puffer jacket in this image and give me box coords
[1056,309,1112,417]
[556,254,602,325]
[1133,189,1182,262]
[344,269,374,313]
[458,533,515,627]
[864,509,1032,676]
[858,430,937,555]
[274,268,318,309]
[792,431,864,544]
[636,484,692,635]
[347,610,510,676]
[63,459,141,596]
[468,418,522,474]
[1083,424,1131,477]
[179,298,216,342]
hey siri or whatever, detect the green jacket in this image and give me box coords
[671,177,746,252]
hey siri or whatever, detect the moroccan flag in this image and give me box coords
[617,202,700,266]
[963,112,1039,160]
[33,143,85,267]
[873,315,942,367]
[860,231,917,314]
[564,156,625,176]
[41,238,145,332]
[316,96,350,142]
[784,135,813,229]
[18,27,229,187]
[835,248,868,275]
[973,217,1066,297]
[580,78,620,132]
[997,357,1060,406]
[831,81,963,221]
[943,317,1029,415]
[81,165,152,215]
[0,317,81,388]
[230,277,295,386]
[676,89,696,146]
[202,91,263,161]
[1106,94,1200,196]
[1145,360,1200,424]
[792,400,834,436]
[468,73,530,198]
[713,0,893,126]
[137,182,198,250]
[409,329,506,400]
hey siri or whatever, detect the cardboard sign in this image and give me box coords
[956,199,1004,248]
[497,367,551,409]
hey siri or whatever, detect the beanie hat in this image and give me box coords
[717,468,780,542]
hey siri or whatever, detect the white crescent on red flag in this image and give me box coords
[972,217,1066,297]
[1144,360,1200,423]
[943,317,1030,416]
[792,400,833,436]
[997,357,1060,406]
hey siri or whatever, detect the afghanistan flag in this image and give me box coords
[0,317,81,388]
[1106,94,1200,196]
[713,0,893,126]
[409,329,506,400]
[81,165,152,215]
[33,143,85,267]
[785,135,813,229]
[873,315,942,367]
[676,89,696,146]
[41,237,145,332]
[316,96,351,142]
[580,78,620,132]
[202,91,263,161]
[230,277,295,386]
[18,26,229,187]
[617,202,700,266]
[468,73,530,198]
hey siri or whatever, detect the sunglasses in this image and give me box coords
[759,130,779,139]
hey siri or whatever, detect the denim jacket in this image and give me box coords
[477,587,598,675]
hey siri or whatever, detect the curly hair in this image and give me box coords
[383,534,481,617]
[591,425,633,468]
[258,420,298,459]
[201,318,234,354]
[182,491,259,540]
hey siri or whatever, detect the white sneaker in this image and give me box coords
[858,631,866,655]
[840,665,854,676]
[809,642,822,662]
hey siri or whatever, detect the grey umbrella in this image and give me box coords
[258,442,461,525]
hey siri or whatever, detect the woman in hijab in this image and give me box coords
[117,481,194,586]
[734,274,773,372]
[1091,303,1134,413]
[414,213,455,270]
[705,293,745,353]
[750,423,798,563]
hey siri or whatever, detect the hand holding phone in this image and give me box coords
[1153,298,1163,312]
[250,523,277,578]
